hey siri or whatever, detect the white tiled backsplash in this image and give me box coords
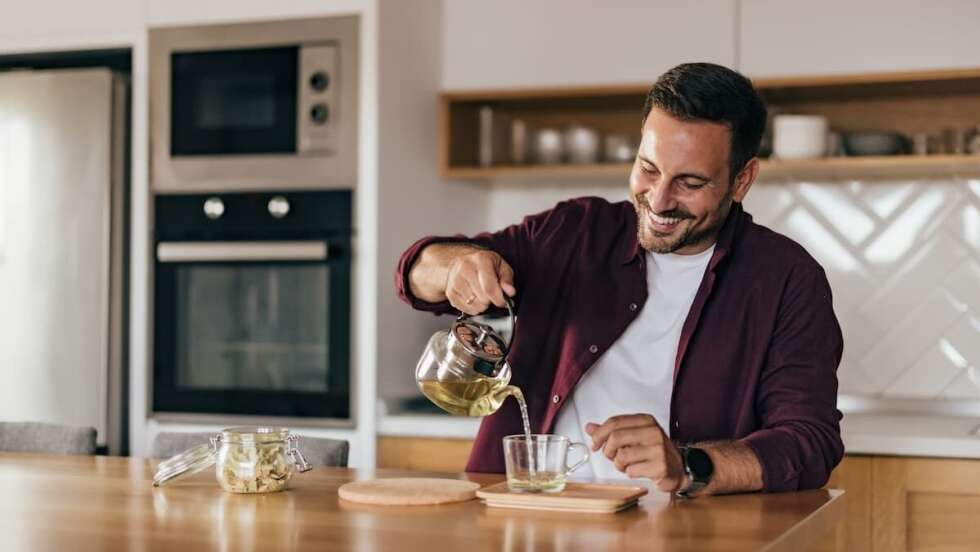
[747,179,980,401]
[486,178,980,402]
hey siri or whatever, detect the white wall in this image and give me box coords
[485,179,629,232]
[442,0,737,90]
[376,0,489,401]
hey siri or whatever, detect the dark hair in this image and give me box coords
[642,63,767,182]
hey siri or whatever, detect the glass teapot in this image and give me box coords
[415,298,517,416]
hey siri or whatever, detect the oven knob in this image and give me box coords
[268,195,290,219]
[310,71,330,91]
[203,197,225,220]
[310,103,330,125]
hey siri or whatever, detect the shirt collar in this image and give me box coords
[620,201,748,269]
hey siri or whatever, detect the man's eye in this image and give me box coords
[682,181,706,190]
[641,165,657,174]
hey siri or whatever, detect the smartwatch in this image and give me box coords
[677,446,713,497]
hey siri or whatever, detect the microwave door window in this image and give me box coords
[171,47,298,156]
[174,263,329,393]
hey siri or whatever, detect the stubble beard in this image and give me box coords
[633,192,732,254]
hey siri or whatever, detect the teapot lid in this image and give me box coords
[450,320,508,362]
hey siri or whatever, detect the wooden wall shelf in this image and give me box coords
[440,68,980,183]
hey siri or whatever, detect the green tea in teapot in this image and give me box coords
[418,377,522,417]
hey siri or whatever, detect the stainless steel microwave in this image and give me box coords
[150,16,358,193]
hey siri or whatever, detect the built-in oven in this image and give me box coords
[149,16,358,193]
[153,191,352,421]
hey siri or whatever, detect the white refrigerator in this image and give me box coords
[0,68,127,454]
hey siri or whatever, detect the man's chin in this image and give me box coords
[644,241,683,254]
[639,222,687,253]
[640,232,684,254]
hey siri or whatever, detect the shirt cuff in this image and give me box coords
[395,235,476,314]
[740,429,802,493]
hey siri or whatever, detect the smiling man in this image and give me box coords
[396,63,844,496]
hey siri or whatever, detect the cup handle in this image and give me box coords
[565,442,590,474]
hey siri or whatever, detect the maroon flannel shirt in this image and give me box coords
[396,197,844,492]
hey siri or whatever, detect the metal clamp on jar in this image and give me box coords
[153,427,313,493]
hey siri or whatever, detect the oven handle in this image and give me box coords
[156,241,329,263]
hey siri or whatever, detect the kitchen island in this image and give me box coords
[0,453,842,551]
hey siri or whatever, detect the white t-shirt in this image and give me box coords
[553,245,715,480]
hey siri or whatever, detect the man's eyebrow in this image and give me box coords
[637,155,711,182]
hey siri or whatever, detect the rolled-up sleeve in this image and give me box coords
[741,263,844,492]
[394,201,576,314]
[395,234,477,315]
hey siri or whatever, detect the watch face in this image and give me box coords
[686,447,714,480]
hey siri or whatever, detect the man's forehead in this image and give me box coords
[639,108,731,172]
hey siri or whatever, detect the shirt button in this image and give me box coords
[552,394,561,404]
[628,303,638,312]
[673,420,679,429]
[588,345,598,354]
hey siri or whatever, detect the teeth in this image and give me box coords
[650,213,680,225]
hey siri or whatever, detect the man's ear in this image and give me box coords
[731,158,759,202]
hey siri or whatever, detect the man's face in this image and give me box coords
[629,107,756,255]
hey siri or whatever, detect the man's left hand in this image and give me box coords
[585,414,689,493]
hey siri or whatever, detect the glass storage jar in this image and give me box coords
[153,427,312,493]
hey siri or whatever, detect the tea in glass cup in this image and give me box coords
[503,434,589,493]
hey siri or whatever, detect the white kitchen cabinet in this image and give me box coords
[442,0,737,90]
[740,0,980,77]
[0,1,143,46]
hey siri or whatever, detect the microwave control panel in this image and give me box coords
[298,43,338,154]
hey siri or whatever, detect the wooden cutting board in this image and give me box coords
[476,482,648,514]
[338,478,481,506]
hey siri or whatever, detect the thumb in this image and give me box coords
[497,259,517,297]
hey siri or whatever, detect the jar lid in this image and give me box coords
[222,426,290,444]
[152,441,217,487]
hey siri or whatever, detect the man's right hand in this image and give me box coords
[445,249,516,316]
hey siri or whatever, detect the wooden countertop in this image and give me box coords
[0,453,844,551]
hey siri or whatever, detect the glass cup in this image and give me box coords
[503,434,590,493]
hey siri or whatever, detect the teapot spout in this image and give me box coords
[488,384,518,412]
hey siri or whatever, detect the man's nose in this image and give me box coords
[646,181,677,214]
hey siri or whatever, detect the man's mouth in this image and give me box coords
[647,210,688,233]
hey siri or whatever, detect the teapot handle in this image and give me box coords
[457,296,517,359]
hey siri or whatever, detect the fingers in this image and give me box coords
[497,260,517,298]
[446,250,516,314]
[477,262,507,309]
[612,445,658,472]
[601,426,664,461]
[624,461,671,486]
[446,281,485,316]
[588,414,660,452]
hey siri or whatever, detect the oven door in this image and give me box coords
[153,240,350,419]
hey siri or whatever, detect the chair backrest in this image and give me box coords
[297,436,350,468]
[151,431,349,467]
[0,421,97,455]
